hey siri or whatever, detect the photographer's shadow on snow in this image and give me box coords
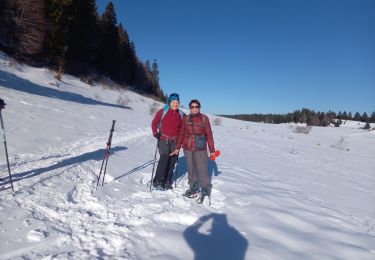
[1,146,127,187]
[184,213,249,260]
[0,70,130,109]
[175,155,220,181]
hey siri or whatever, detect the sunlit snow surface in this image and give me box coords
[1,52,375,259]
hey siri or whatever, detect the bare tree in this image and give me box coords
[294,125,312,134]
[212,117,222,126]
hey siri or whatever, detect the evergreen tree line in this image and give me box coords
[220,109,375,127]
[0,0,166,100]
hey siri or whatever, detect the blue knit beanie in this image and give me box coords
[168,93,180,104]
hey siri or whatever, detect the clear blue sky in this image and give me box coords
[97,0,375,115]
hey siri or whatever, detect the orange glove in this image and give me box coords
[210,150,221,160]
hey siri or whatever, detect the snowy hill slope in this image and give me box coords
[1,52,375,259]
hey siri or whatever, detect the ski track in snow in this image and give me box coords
[1,129,152,258]
[0,127,225,259]
[1,52,375,259]
[2,131,375,259]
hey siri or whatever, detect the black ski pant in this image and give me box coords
[153,139,178,185]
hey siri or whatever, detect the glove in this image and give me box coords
[154,132,161,140]
[170,148,180,156]
[210,150,221,160]
[0,99,5,110]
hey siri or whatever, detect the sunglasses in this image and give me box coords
[190,105,200,109]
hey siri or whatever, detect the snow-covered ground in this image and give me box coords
[1,52,375,259]
[339,120,372,129]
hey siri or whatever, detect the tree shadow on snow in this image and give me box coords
[0,146,127,187]
[184,213,249,260]
[174,155,220,184]
[0,70,130,109]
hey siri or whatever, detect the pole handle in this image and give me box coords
[107,120,116,146]
[110,120,116,132]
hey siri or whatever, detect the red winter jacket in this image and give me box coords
[176,113,215,153]
[152,108,183,140]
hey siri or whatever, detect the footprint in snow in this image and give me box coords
[26,230,47,242]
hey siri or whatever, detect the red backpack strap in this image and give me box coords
[185,114,206,129]
[202,114,206,128]
[185,114,190,130]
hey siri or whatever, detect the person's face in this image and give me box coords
[170,100,179,110]
[190,103,200,114]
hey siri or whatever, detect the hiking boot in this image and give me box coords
[153,181,164,191]
[163,182,173,190]
[197,185,212,204]
[183,183,200,198]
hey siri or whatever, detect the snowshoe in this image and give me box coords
[163,182,173,190]
[197,186,212,205]
[152,182,164,191]
[183,184,200,198]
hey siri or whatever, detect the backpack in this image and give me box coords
[157,104,185,130]
[187,114,207,150]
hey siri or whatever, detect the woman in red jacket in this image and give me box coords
[151,93,184,190]
[171,99,216,202]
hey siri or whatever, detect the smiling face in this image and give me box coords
[170,100,180,111]
[189,102,200,115]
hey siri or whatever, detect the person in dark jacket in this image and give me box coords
[171,99,216,200]
[151,93,184,190]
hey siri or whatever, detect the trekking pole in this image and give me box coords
[0,108,14,194]
[149,141,158,191]
[174,156,179,188]
[96,120,116,188]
